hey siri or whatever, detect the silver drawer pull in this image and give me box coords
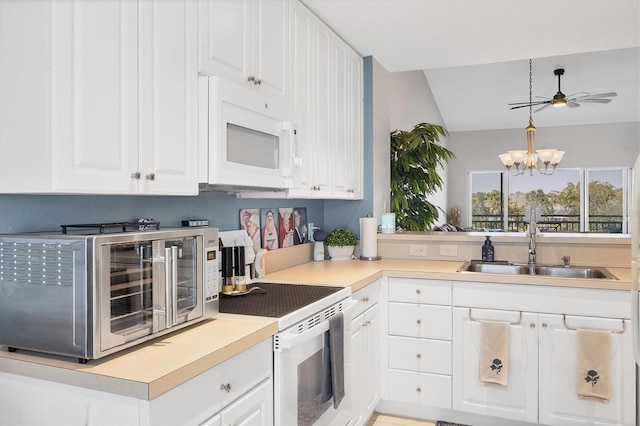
[416,353,421,359]
[416,387,421,393]
[530,323,536,328]
[416,319,422,325]
[145,173,156,181]
[130,172,141,180]
[416,289,421,295]
[220,383,231,393]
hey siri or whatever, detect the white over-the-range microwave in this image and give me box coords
[198,76,299,192]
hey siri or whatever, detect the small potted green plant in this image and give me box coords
[325,228,358,260]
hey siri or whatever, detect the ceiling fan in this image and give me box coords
[509,68,617,113]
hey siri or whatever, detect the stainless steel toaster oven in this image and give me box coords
[0,227,219,362]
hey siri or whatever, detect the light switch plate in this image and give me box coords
[440,244,458,257]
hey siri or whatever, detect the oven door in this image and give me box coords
[274,299,356,426]
[98,236,203,353]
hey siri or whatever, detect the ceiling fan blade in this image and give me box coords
[508,101,549,105]
[576,98,612,103]
[566,100,581,108]
[534,95,552,100]
[509,102,549,110]
[534,104,551,113]
[582,92,617,99]
[565,92,590,99]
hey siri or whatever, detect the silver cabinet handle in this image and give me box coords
[247,76,255,82]
[530,323,536,328]
[255,78,261,85]
[542,323,548,328]
[416,289,421,295]
[416,353,421,359]
[145,173,155,181]
[220,383,231,393]
[362,297,369,303]
[416,387,421,393]
[416,319,422,325]
[131,172,141,179]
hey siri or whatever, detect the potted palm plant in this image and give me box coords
[390,122,456,231]
[325,228,358,260]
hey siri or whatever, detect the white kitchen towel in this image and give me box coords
[577,328,611,401]
[479,320,510,386]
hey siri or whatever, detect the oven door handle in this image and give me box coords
[277,299,357,349]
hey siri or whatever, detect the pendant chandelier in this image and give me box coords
[499,59,564,176]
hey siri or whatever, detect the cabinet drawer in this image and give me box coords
[388,369,451,409]
[149,338,272,425]
[352,279,381,318]
[388,336,451,375]
[388,302,452,340]
[218,338,272,407]
[388,278,451,305]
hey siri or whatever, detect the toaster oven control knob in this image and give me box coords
[131,172,141,180]
[220,383,231,393]
[145,173,156,181]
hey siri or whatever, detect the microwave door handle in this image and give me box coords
[171,245,178,326]
[281,121,293,178]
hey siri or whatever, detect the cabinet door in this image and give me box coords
[331,35,350,198]
[252,0,288,100]
[349,311,365,426]
[287,0,314,197]
[219,379,273,426]
[452,307,539,423]
[198,0,250,86]
[346,48,363,199]
[53,0,140,193]
[138,0,198,195]
[363,303,381,418]
[310,18,333,197]
[538,314,635,426]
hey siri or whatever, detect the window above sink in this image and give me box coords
[469,167,631,234]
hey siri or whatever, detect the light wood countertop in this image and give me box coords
[0,313,277,400]
[263,259,632,292]
[1,259,631,401]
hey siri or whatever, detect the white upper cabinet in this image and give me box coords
[286,1,363,200]
[0,0,199,195]
[198,0,289,102]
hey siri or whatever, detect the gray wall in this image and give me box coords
[446,121,640,226]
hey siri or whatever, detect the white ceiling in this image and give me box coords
[302,0,640,132]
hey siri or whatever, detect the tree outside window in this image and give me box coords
[469,168,628,233]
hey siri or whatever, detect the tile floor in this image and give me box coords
[367,413,437,426]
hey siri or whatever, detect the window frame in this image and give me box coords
[467,167,631,234]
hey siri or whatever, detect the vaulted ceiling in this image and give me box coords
[302,0,640,132]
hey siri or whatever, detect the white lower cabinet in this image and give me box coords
[350,280,382,426]
[453,282,636,426]
[538,314,635,426]
[386,278,453,410]
[452,308,539,423]
[201,378,272,426]
[0,338,273,425]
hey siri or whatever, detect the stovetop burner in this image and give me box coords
[219,282,343,318]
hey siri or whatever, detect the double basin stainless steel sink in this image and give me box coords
[457,261,618,280]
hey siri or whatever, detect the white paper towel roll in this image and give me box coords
[360,217,378,258]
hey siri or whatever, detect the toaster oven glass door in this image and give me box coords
[99,236,202,352]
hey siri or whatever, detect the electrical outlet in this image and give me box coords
[439,244,458,257]
[409,244,427,257]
